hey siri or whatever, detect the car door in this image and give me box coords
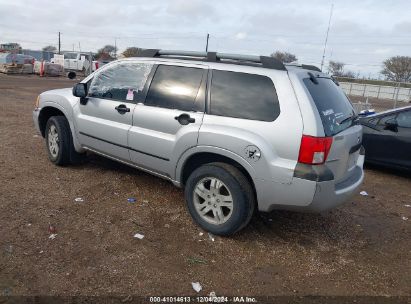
[63,53,72,70]
[362,114,396,163]
[393,109,411,168]
[75,61,154,161]
[364,110,410,167]
[129,63,207,178]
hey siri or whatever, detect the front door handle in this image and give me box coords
[174,113,195,125]
[115,104,130,114]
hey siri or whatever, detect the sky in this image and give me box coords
[1,0,410,77]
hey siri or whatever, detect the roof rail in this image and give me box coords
[137,49,287,71]
[285,62,322,72]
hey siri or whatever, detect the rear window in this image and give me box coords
[145,65,204,111]
[304,77,355,136]
[64,53,77,59]
[210,70,280,121]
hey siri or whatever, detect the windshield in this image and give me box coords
[303,77,355,136]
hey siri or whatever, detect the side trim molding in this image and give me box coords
[79,132,170,161]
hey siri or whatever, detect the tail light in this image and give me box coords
[95,62,99,70]
[298,135,333,165]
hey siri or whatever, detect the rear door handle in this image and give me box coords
[174,113,195,125]
[115,104,130,114]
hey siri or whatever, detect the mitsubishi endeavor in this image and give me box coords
[33,50,364,235]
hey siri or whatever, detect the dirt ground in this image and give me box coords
[0,74,410,299]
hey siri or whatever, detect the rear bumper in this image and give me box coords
[303,157,364,212]
[256,151,365,213]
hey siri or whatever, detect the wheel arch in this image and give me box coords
[177,147,257,196]
[38,103,84,153]
[38,105,66,137]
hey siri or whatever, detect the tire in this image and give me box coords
[185,162,255,236]
[45,116,84,166]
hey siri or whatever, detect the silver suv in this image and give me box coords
[33,50,364,235]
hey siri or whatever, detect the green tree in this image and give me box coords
[95,45,117,60]
[381,56,411,82]
[328,61,345,76]
[122,47,143,57]
[42,45,57,52]
[270,51,297,63]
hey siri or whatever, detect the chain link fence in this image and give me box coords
[339,80,411,113]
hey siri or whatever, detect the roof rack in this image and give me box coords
[137,49,287,71]
[285,62,322,72]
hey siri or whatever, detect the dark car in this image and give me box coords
[360,106,411,170]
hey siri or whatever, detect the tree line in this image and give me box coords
[269,51,411,83]
[38,44,411,83]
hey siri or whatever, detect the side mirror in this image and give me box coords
[384,119,398,132]
[73,83,87,97]
[72,83,88,105]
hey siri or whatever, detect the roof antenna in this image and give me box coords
[205,33,210,52]
[320,3,334,72]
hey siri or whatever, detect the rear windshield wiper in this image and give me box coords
[337,113,358,125]
[307,72,319,84]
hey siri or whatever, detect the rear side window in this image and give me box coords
[89,62,153,101]
[145,65,204,111]
[210,70,280,121]
[303,77,355,136]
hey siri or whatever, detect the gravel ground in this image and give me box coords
[0,74,410,298]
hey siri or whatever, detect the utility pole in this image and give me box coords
[58,32,61,54]
[320,3,334,72]
[78,42,81,52]
[205,33,209,52]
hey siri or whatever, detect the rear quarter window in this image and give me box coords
[210,70,280,122]
[303,77,355,136]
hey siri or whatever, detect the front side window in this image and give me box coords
[210,70,280,121]
[145,65,204,111]
[88,62,153,101]
[396,110,411,128]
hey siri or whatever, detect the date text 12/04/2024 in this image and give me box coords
[149,296,257,303]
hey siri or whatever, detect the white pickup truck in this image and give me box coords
[52,52,99,78]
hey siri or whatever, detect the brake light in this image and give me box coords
[298,135,333,165]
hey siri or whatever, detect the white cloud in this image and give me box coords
[0,0,410,76]
[234,32,247,40]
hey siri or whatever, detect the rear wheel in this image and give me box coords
[45,116,84,165]
[185,162,255,236]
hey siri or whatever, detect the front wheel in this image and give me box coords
[185,162,255,236]
[45,116,83,165]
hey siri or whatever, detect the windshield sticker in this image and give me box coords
[126,89,134,101]
[322,109,334,116]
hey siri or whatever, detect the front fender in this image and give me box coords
[40,101,83,153]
